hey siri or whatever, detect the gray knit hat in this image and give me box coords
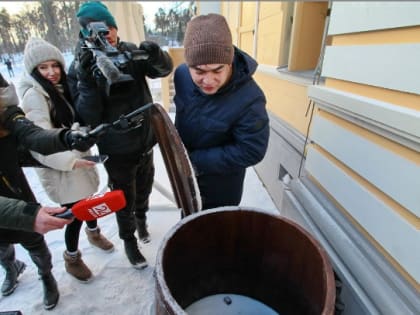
[183,14,234,67]
[24,38,65,74]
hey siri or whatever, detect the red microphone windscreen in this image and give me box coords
[71,190,126,221]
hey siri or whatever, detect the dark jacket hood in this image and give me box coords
[215,46,258,95]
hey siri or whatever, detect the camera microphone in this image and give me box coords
[96,55,120,83]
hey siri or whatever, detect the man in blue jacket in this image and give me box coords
[174,14,269,210]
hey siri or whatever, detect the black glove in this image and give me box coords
[65,130,97,152]
[77,49,95,82]
[0,72,8,87]
[139,41,161,63]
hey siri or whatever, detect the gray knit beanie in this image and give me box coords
[24,38,65,74]
[183,14,234,67]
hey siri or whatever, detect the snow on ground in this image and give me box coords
[1,146,278,315]
[0,55,279,314]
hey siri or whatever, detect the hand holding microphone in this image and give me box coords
[34,206,73,234]
[54,190,126,220]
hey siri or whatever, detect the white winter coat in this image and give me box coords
[17,74,99,205]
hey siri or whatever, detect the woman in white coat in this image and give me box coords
[17,38,114,283]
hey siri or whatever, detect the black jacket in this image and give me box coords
[0,104,70,231]
[68,40,173,155]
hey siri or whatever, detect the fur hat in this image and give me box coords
[77,1,117,37]
[24,38,65,74]
[183,14,234,67]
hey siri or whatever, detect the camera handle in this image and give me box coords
[88,103,154,137]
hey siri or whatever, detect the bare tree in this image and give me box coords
[40,0,60,48]
[0,8,14,55]
[152,2,196,44]
[0,1,196,55]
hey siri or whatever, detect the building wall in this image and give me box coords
[220,1,419,314]
[220,1,328,212]
[308,1,420,288]
[106,1,145,44]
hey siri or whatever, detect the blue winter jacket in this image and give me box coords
[174,47,269,208]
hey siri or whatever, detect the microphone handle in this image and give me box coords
[54,208,74,219]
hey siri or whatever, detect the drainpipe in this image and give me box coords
[236,4,241,47]
[313,0,332,85]
[252,1,260,59]
[311,3,347,313]
[298,0,333,176]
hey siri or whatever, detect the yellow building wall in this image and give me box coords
[254,72,311,135]
[326,26,420,111]
[257,2,293,66]
[221,1,318,135]
[222,1,241,46]
[288,2,327,71]
[107,1,144,44]
[221,0,419,289]
[237,2,256,56]
[160,48,186,110]
[322,27,420,161]
[312,26,420,290]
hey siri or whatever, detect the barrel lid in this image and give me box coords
[151,103,202,217]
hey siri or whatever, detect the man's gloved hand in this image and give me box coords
[139,41,161,63]
[0,72,9,87]
[65,129,97,152]
[77,49,95,82]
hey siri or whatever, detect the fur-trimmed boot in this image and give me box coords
[85,227,114,252]
[63,250,92,282]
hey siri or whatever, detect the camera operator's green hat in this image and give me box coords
[77,1,117,37]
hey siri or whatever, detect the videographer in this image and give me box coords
[67,1,173,270]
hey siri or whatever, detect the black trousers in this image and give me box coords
[197,169,245,210]
[104,150,154,241]
[62,201,98,252]
[0,229,52,276]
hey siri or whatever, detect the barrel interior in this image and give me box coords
[159,209,334,315]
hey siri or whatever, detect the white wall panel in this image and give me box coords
[305,147,420,283]
[329,2,420,35]
[322,44,420,95]
[308,86,420,151]
[311,114,420,217]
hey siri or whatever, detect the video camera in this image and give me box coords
[79,21,149,95]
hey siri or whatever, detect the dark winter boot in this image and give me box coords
[1,260,26,296]
[41,273,59,310]
[0,245,26,296]
[136,218,151,244]
[27,239,58,309]
[124,239,148,269]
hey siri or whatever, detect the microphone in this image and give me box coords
[54,190,126,220]
[95,55,120,83]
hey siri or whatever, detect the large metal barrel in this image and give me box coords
[155,207,335,315]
